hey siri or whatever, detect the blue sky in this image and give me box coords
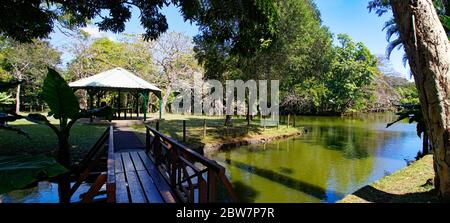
[314,0,409,77]
[50,0,410,78]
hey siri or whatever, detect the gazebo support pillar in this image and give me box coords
[135,91,139,118]
[117,89,121,119]
[143,91,148,121]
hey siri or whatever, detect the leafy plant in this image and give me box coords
[27,68,112,167]
[25,67,112,203]
[387,104,429,159]
[0,155,68,194]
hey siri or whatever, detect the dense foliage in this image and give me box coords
[0,0,278,59]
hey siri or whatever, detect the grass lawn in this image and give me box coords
[132,114,302,151]
[0,116,107,164]
[340,155,440,203]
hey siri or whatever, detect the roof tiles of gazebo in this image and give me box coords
[69,67,161,94]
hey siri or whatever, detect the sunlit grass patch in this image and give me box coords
[0,117,107,163]
[340,155,439,203]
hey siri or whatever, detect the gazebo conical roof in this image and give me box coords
[69,67,162,120]
[69,67,161,94]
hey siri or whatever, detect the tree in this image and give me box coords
[67,35,156,81]
[0,0,278,59]
[325,34,378,114]
[1,39,61,113]
[195,0,331,122]
[388,0,450,200]
[66,33,157,110]
[369,0,449,61]
[153,32,202,114]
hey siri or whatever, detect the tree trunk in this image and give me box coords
[391,0,450,200]
[225,115,233,126]
[57,134,71,203]
[423,131,430,155]
[161,84,172,114]
[15,84,21,113]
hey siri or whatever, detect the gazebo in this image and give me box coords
[69,67,162,121]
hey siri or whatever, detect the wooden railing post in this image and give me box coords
[198,176,207,203]
[146,127,150,152]
[144,124,237,203]
[183,120,186,142]
[287,114,290,128]
[203,119,206,138]
[207,171,217,202]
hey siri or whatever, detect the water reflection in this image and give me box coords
[212,114,421,203]
[0,181,102,203]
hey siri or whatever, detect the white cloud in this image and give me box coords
[81,24,117,41]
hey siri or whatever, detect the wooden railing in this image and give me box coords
[145,124,237,203]
[69,125,115,203]
[106,125,116,203]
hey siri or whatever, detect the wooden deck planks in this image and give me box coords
[136,170,164,203]
[137,151,177,203]
[121,152,135,173]
[130,151,146,171]
[115,172,129,203]
[112,150,174,203]
[114,153,124,174]
[125,170,147,203]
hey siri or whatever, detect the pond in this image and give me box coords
[211,113,422,203]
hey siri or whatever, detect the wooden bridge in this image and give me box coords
[69,124,237,203]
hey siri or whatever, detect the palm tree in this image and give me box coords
[369,0,449,63]
[387,104,429,159]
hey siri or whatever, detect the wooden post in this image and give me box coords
[117,90,121,119]
[203,119,206,138]
[183,120,186,142]
[146,127,150,152]
[143,91,148,121]
[207,171,216,202]
[135,92,139,117]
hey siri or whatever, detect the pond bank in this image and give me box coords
[339,155,440,203]
[203,128,306,156]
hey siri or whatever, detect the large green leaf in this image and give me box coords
[41,68,79,119]
[0,155,68,194]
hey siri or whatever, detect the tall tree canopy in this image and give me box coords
[0,38,61,112]
[0,0,278,58]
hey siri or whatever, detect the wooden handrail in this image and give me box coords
[146,124,224,172]
[106,125,116,203]
[69,125,115,203]
[145,123,237,203]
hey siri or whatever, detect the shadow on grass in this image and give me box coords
[352,185,440,203]
[0,123,107,163]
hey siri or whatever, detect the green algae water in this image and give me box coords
[211,114,422,203]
